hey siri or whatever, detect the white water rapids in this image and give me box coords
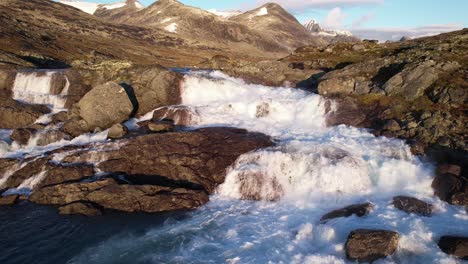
[1,70,467,263]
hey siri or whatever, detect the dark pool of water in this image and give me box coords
[0,201,188,264]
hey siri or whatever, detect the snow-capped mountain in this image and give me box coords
[59,0,144,15]
[206,9,242,19]
[303,19,353,37]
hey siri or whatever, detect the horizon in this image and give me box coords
[66,0,467,41]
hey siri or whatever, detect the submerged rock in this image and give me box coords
[438,236,468,260]
[320,203,374,222]
[345,229,399,263]
[392,196,433,216]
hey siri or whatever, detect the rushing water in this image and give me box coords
[1,71,467,264]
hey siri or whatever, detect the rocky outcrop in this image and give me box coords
[392,196,433,216]
[62,127,273,193]
[345,229,399,262]
[438,236,468,260]
[0,98,51,129]
[320,203,374,222]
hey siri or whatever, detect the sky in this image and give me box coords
[80,0,467,41]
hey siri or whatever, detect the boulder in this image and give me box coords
[126,65,183,116]
[451,193,468,207]
[62,117,90,137]
[51,111,69,124]
[11,128,36,145]
[148,119,175,133]
[61,127,273,193]
[325,98,368,127]
[438,164,462,177]
[345,229,399,263]
[107,123,128,139]
[58,202,102,216]
[392,196,433,216]
[152,106,199,126]
[0,99,51,129]
[31,178,209,213]
[0,194,19,205]
[36,130,71,146]
[77,81,134,131]
[382,120,401,132]
[0,69,15,91]
[320,203,374,222]
[438,236,468,260]
[432,173,463,202]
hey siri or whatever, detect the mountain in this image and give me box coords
[230,3,325,48]
[93,0,145,20]
[59,0,144,15]
[303,19,359,43]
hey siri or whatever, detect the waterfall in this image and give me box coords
[12,71,69,110]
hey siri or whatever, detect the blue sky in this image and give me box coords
[79,0,467,40]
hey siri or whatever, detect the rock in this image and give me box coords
[11,128,36,145]
[77,81,134,131]
[325,98,368,127]
[126,65,184,116]
[345,229,399,263]
[107,123,128,139]
[31,178,209,213]
[0,195,19,205]
[152,106,199,126]
[148,119,175,133]
[438,236,468,260]
[352,44,365,51]
[383,120,401,131]
[51,111,68,124]
[451,193,468,207]
[62,117,90,137]
[392,196,433,216]
[320,203,374,222]
[0,99,51,129]
[58,202,102,216]
[36,130,71,146]
[438,164,461,177]
[0,69,15,91]
[432,173,463,202]
[61,127,273,193]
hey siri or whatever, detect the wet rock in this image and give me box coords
[152,106,199,126]
[107,123,128,139]
[51,111,68,124]
[31,178,209,213]
[237,172,284,201]
[58,202,102,216]
[432,173,463,202]
[0,99,51,129]
[392,196,433,216]
[438,236,468,260]
[36,130,71,146]
[0,195,19,205]
[77,81,134,131]
[326,98,367,127]
[345,229,399,263]
[11,128,36,145]
[320,203,374,222]
[62,127,273,193]
[148,119,175,133]
[62,117,90,137]
[451,193,468,207]
[438,164,461,177]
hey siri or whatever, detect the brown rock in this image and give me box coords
[51,111,69,124]
[432,173,463,202]
[78,82,134,131]
[0,99,51,129]
[451,193,468,207]
[392,196,433,216]
[36,130,71,146]
[326,98,367,127]
[62,117,90,137]
[107,123,128,139]
[345,229,399,263]
[383,120,401,131]
[0,195,19,205]
[58,202,102,216]
[320,203,374,222]
[152,106,199,126]
[148,120,175,133]
[11,128,36,145]
[62,127,273,193]
[438,164,462,177]
[438,236,468,260]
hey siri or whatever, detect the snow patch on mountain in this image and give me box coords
[303,19,353,37]
[164,23,178,33]
[59,0,144,15]
[256,7,269,16]
[207,9,242,19]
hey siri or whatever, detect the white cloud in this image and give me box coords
[255,0,383,10]
[351,24,464,41]
[351,12,375,28]
[322,7,346,30]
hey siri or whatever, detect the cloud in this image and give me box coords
[351,12,375,28]
[322,7,346,29]
[254,0,383,10]
[351,24,464,42]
